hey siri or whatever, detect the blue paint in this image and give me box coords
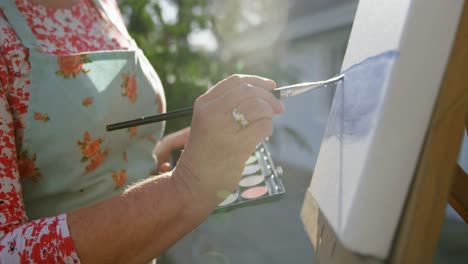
[324,50,400,141]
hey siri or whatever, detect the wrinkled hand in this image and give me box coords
[174,74,284,203]
[153,127,190,173]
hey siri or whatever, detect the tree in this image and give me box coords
[120,0,221,134]
[119,0,296,134]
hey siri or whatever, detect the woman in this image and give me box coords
[0,0,284,262]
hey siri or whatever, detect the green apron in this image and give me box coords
[0,0,166,220]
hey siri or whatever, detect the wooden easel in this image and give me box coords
[449,158,468,223]
[301,1,468,263]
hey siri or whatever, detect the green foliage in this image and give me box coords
[119,0,296,135]
[120,0,215,134]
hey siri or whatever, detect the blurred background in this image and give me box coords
[117,1,468,263]
[117,1,359,263]
[119,0,358,172]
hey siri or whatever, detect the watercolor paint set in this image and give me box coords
[214,141,285,212]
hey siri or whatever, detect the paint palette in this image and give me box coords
[214,141,285,212]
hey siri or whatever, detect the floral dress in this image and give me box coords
[0,0,166,262]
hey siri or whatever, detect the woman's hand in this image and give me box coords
[153,127,190,173]
[68,75,284,263]
[173,74,284,204]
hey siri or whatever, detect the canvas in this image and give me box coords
[309,0,464,258]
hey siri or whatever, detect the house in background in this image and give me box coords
[218,0,359,171]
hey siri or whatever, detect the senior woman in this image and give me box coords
[0,0,284,263]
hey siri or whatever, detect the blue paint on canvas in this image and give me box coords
[324,50,400,142]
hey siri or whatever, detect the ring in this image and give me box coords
[232,108,250,128]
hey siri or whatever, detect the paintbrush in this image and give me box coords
[106,74,344,131]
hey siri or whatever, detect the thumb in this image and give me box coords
[158,162,172,173]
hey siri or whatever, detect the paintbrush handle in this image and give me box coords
[107,91,282,131]
[106,107,193,131]
[106,75,344,131]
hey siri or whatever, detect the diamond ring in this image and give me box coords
[231,108,250,128]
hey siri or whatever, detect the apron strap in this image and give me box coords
[0,0,41,49]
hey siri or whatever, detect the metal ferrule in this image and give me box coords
[280,89,294,99]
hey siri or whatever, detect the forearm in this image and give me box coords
[68,168,216,263]
[67,74,281,263]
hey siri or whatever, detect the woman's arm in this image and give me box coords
[68,168,213,263]
[0,10,283,262]
[0,13,193,261]
[68,75,284,263]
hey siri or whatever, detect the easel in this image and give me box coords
[449,164,468,223]
[300,1,468,263]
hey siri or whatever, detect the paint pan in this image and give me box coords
[240,185,269,200]
[245,155,257,165]
[218,193,238,207]
[242,164,261,176]
[214,141,285,212]
[239,174,265,188]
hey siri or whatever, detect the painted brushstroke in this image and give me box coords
[312,50,399,232]
[324,51,399,142]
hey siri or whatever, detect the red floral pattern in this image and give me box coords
[77,131,110,173]
[15,0,129,55]
[121,73,138,103]
[146,135,156,144]
[128,126,138,138]
[56,55,91,79]
[111,169,127,188]
[0,214,79,263]
[82,96,93,107]
[156,94,164,114]
[33,112,49,122]
[0,0,129,262]
[17,151,41,181]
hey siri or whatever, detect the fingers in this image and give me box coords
[165,127,191,150]
[235,98,273,131]
[177,74,284,197]
[235,98,275,148]
[235,75,276,91]
[230,94,280,148]
[202,74,276,102]
[229,98,276,147]
[153,141,170,164]
[152,127,191,174]
[202,82,284,140]
[220,84,284,114]
[238,118,274,149]
[158,162,172,173]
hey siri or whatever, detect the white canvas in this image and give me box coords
[309,0,464,258]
